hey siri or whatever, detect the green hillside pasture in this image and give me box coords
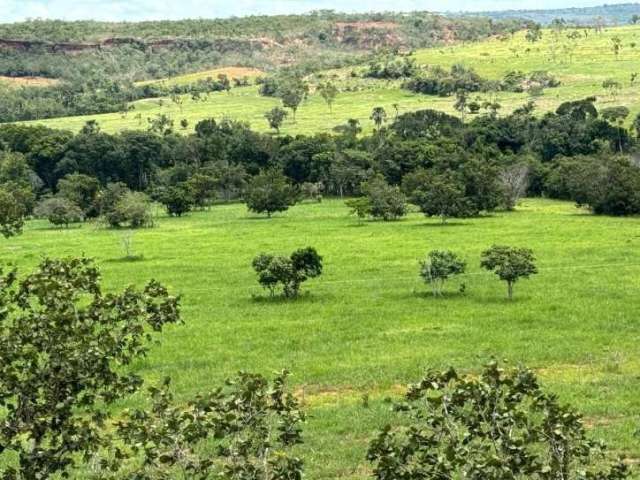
[3,198,640,478]
[26,25,640,135]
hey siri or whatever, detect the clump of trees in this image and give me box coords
[419,250,466,296]
[252,247,323,298]
[368,361,629,480]
[481,245,538,299]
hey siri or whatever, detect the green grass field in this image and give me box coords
[3,199,640,478]
[24,25,640,135]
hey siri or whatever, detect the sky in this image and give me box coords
[0,0,634,23]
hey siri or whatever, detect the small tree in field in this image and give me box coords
[345,197,371,223]
[361,175,407,221]
[368,361,629,480]
[318,81,338,112]
[481,245,538,299]
[252,247,323,298]
[419,250,466,297]
[245,169,298,218]
[158,184,194,217]
[0,257,180,479]
[265,106,288,133]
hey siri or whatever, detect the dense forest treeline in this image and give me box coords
[2,96,640,235]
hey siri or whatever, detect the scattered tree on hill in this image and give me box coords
[0,257,180,479]
[368,361,630,480]
[245,169,298,217]
[217,73,231,93]
[370,107,388,131]
[34,197,84,228]
[481,245,538,299]
[525,23,543,43]
[280,82,305,121]
[419,250,467,297]
[265,106,288,133]
[252,247,323,298]
[318,81,339,112]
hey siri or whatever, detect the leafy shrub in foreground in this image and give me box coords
[252,247,323,298]
[368,361,629,480]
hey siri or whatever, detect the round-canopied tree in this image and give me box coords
[480,245,538,299]
[419,250,466,297]
[245,169,298,218]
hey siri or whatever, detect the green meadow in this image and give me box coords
[3,198,640,478]
[27,25,640,135]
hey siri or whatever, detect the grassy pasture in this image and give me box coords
[3,198,640,478]
[26,25,640,135]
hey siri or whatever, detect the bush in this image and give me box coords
[0,187,26,237]
[34,197,84,227]
[252,247,323,298]
[57,173,101,218]
[480,245,538,299]
[105,191,153,228]
[419,250,467,296]
[361,175,407,221]
[245,169,298,217]
[368,362,629,480]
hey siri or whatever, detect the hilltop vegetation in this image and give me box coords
[24,24,640,135]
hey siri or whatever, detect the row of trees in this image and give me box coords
[0,258,629,479]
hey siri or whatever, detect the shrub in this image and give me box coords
[419,250,467,296]
[106,191,153,228]
[361,175,407,221]
[480,245,538,299]
[245,169,298,218]
[34,196,84,227]
[57,173,101,218]
[368,362,629,480]
[252,247,323,298]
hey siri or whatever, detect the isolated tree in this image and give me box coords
[500,163,530,210]
[217,73,231,93]
[245,169,298,217]
[318,81,338,112]
[280,83,305,121]
[368,361,629,480]
[0,187,25,237]
[370,106,388,131]
[361,174,406,221]
[34,197,84,228]
[602,78,622,99]
[252,247,323,298]
[481,245,538,299]
[611,36,622,59]
[419,250,467,297]
[454,89,469,121]
[180,118,189,130]
[265,106,288,133]
[0,257,180,480]
[345,197,371,223]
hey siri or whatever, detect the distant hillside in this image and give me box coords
[473,3,640,25]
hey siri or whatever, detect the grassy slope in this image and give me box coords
[135,67,265,86]
[26,25,640,135]
[3,199,640,478]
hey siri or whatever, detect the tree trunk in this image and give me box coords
[507,282,514,300]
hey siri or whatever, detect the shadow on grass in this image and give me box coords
[104,255,146,264]
[30,224,83,231]
[410,289,469,300]
[410,221,470,228]
[249,291,319,304]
